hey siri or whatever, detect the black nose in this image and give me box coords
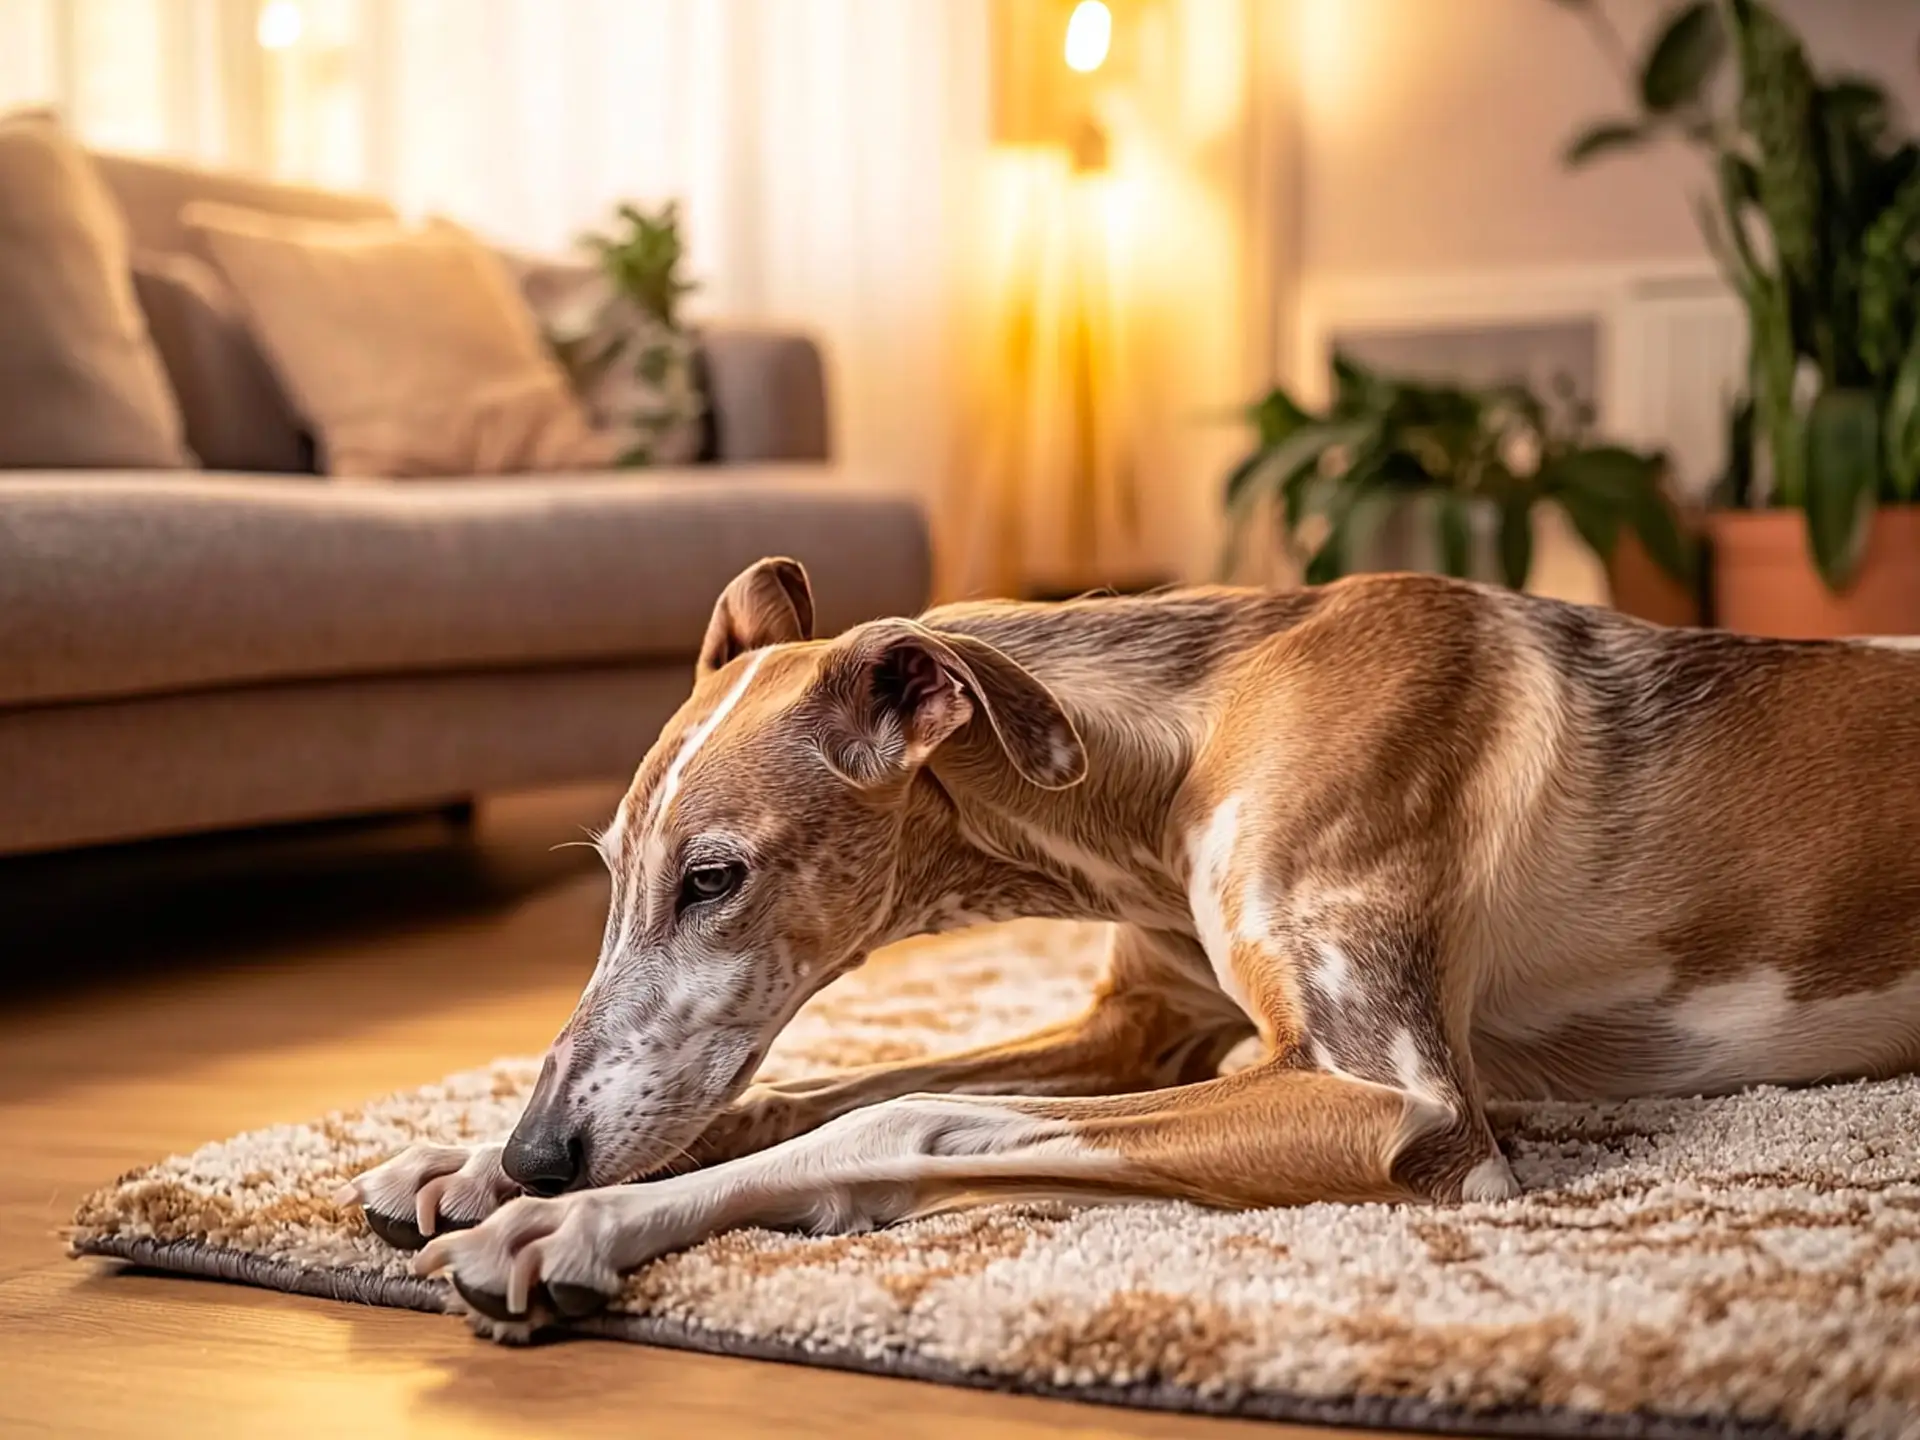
[502,1128,584,1197]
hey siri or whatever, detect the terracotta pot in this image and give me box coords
[1606,529,1702,628]
[1708,506,1920,638]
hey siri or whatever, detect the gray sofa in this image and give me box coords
[0,153,929,857]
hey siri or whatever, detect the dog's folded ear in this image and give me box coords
[699,557,816,676]
[818,621,1087,791]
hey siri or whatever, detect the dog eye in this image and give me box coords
[678,862,743,910]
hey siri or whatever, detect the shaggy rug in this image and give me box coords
[70,921,1920,1439]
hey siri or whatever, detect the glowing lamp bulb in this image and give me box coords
[1064,1,1111,74]
[257,0,304,51]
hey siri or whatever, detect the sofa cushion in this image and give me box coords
[90,149,395,256]
[182,204,616,477]
[92,149,397,474]
[0,470,931,708]
[0,664,693,857]
[130,249,310,473]
[0,111,191,470]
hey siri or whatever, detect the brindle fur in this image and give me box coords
[347,560,1920,1337]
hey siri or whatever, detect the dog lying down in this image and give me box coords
[338,557,1920,1340]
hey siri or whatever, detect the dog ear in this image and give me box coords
[699,558,816,676]
[820,622,1087,791]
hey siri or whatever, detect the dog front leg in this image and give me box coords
[416,1060,1434,1341]
[673,925,1253,1170]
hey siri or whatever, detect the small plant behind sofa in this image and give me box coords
[550,200,705,467]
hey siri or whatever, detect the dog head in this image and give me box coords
[500,557,1086,1193]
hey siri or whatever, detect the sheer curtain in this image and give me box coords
[0,0,253,163]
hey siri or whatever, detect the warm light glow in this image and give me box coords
[256,0,303,51]
[1064,1,1111,74]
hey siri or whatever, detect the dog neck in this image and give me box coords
[880,680,1197,942]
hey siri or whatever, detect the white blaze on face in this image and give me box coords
[573,647,778,1058]
[595,649,775,965]
[647,649,773,839]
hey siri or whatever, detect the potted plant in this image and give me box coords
[1562,0,1920,637]
[550,200,706,467]
[1219,352,1695,608]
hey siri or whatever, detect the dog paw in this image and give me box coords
[1459,1151,1520,1203]
[413,1192,624,1341]
[336,1141,520,1250]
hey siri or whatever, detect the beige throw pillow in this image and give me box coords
[180,203,616,477]
[0,109,191,469]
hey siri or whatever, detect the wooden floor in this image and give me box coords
[0,788,1365,1439]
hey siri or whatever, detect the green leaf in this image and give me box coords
[1564,120,1654,166]
[1639,2,1725,114]
[1749,271,1806,506]
[1822,75,1893,152]
[1330,352,1395,419]
[1219,418,1371,576]
[1302,535,1346,586]
[1543,444,1664,503]
[1719,153,1760,209]
[1281,463,1324,535]
[1222,419,1364,511]
[1554,483,1622,562]
[1435,492,1474,579]
[1717,394,1757,509]
[1541,445,1694,582]
[1303,489,1363,585]
[1624,483,1696,583]
[1887,331,1920,502]
[1302,455,1392,585]
[636,345,673,385]
[1735,2,1822,304]
[1221,449,1273,509]
[1497,496,1534,590]
[1803,388,1883,590]
[1250,387,1314,447]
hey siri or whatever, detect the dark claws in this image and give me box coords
[450,1273,518,1322]
[447,1275,611,1325]
[361,1205,479,1252]
[548,1281,612,1319]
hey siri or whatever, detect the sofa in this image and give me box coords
[0,148,930,857]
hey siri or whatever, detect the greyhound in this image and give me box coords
[338,556,1920,1339]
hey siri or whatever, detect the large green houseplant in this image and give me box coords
[1561,0,1920,630]
[1220,353,1693,597]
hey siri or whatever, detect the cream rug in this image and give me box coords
[70,921,1920,1439]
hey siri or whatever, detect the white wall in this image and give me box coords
[1294,0,1920,282]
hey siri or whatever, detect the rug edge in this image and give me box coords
[73,1234,449,1314]
[71,1235,1804,1440]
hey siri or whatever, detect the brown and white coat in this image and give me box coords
[342,558,1920,1337]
